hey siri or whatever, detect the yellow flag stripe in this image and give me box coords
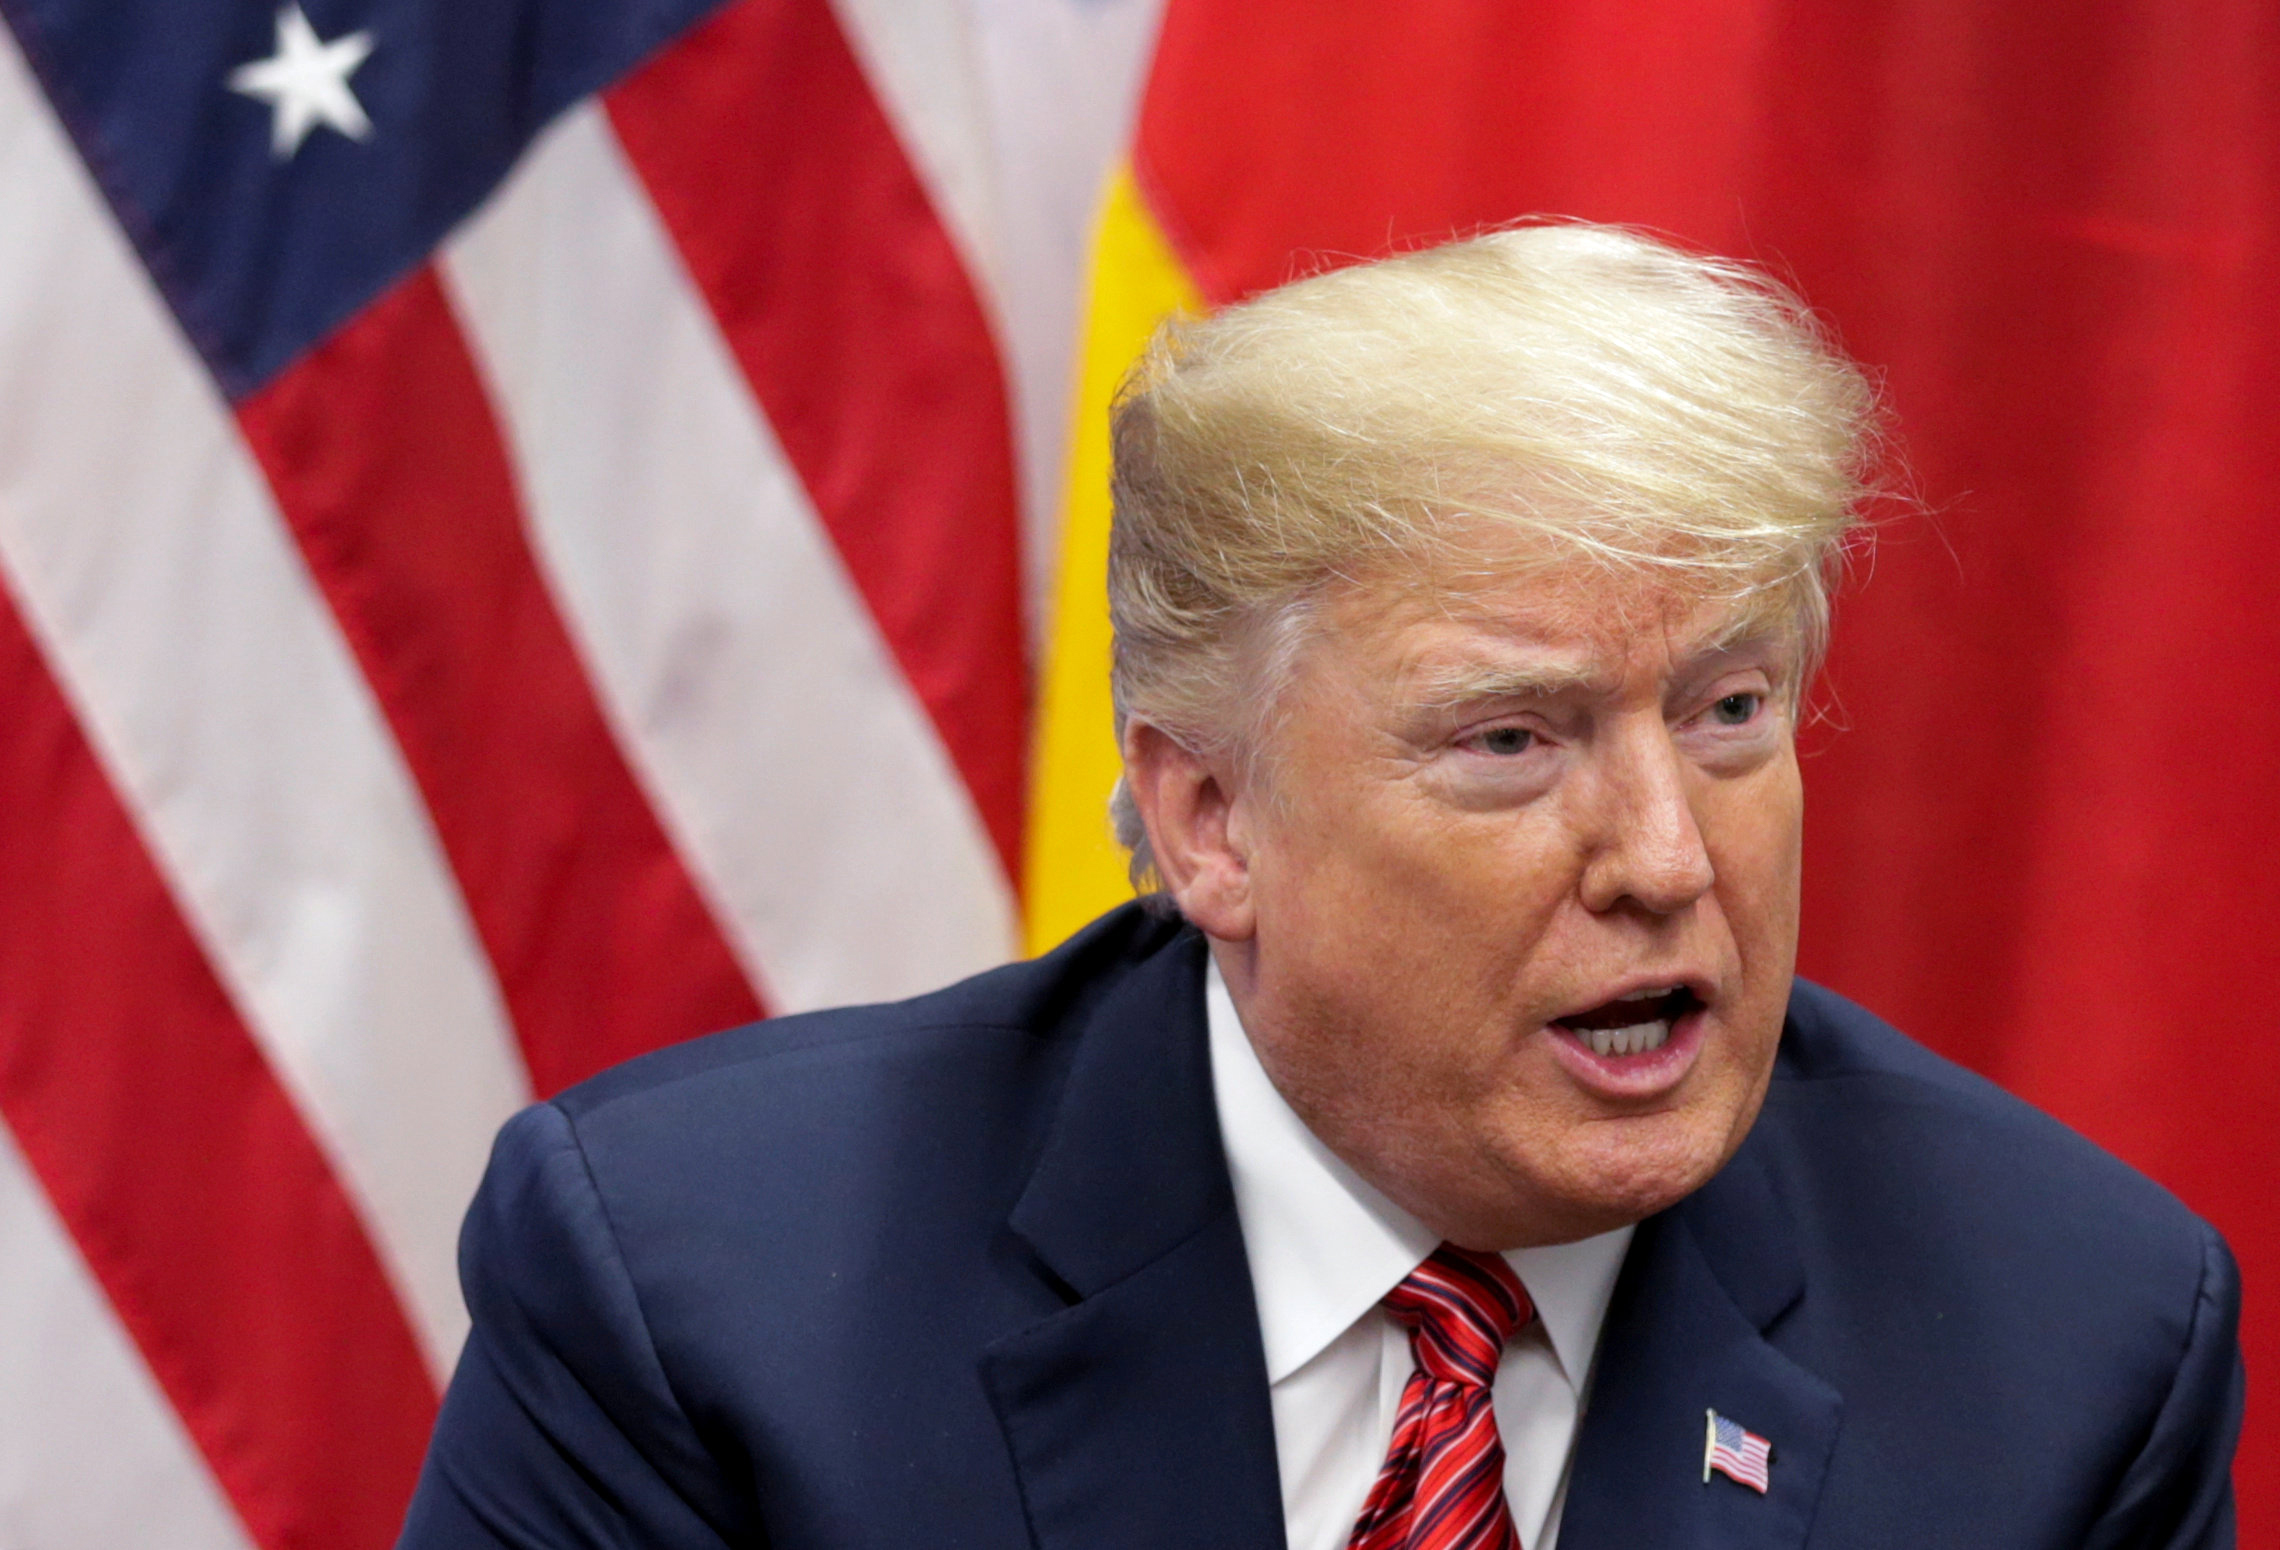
[1022,164,1206,955]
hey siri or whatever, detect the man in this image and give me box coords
[400,224,2243,1548]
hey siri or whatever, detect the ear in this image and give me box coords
[1121,721,1256,942]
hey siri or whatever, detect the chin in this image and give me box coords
[1524,1111,1745,1240]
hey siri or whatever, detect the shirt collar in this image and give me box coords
[1206,954,1632,1388]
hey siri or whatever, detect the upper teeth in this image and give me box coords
[1586,1022,1670,1058]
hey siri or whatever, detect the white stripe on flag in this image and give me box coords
[443,103,1017,1012]
[0,1119,254,1550]
[0,27,527,1377]
[827,0,1008,302]
[830,0,1166,615]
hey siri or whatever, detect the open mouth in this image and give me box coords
[1551,986,1702,1058]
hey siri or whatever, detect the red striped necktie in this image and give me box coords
[1346,1245,1535,1550]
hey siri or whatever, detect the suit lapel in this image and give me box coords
[1558,1139,1842,1549]
[980,926,1286,1550]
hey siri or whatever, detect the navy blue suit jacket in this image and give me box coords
[400,905,2243,1548]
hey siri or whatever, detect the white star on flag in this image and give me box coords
[228,5,375,159]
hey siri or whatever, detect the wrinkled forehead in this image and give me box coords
[1307,538,1815,685]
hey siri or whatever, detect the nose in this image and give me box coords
[1575,721,1716,916]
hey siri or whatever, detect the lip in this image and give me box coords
[1543,998,1711,1102]
[1546,972,1715,1024]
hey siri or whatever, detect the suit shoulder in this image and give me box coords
[1733,982,2243,1539]
[1777,978,2016,1097]
[1768,978,2216,1271]
[549,902,1191,1124]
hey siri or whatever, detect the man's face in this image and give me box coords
[1208,557,1803,1250]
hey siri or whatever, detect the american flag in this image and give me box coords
[1705,1409,1774,1495]
[0,0,1151,1544]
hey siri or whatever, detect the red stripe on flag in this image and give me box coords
[0,570,436,1550]
[237,267,765,1095]
[606,0,1030,880]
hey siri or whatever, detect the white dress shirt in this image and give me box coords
[1206,960,1633,1550]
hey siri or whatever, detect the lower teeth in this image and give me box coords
[1585,1022,1670,1058]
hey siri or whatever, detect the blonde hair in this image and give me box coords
[1107,221,1882,887]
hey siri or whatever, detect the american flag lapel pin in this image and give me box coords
[1703,1409,1774,1494]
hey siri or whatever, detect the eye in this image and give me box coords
[1708,692,1762,726]
[1467,726,1535,756]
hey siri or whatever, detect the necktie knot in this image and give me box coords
[1347,1244,1534,1550]
[1382,1244,1531,1387]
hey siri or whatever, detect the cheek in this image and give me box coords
[1276,811,1568,1022]
[1699,765,1802,1123]
[1707,759,1805,937]
[1251,778,1448,941]
[1252,796,1595,1107]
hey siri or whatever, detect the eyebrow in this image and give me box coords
[1404,623,1794,710]
[1407,658,1605,708]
